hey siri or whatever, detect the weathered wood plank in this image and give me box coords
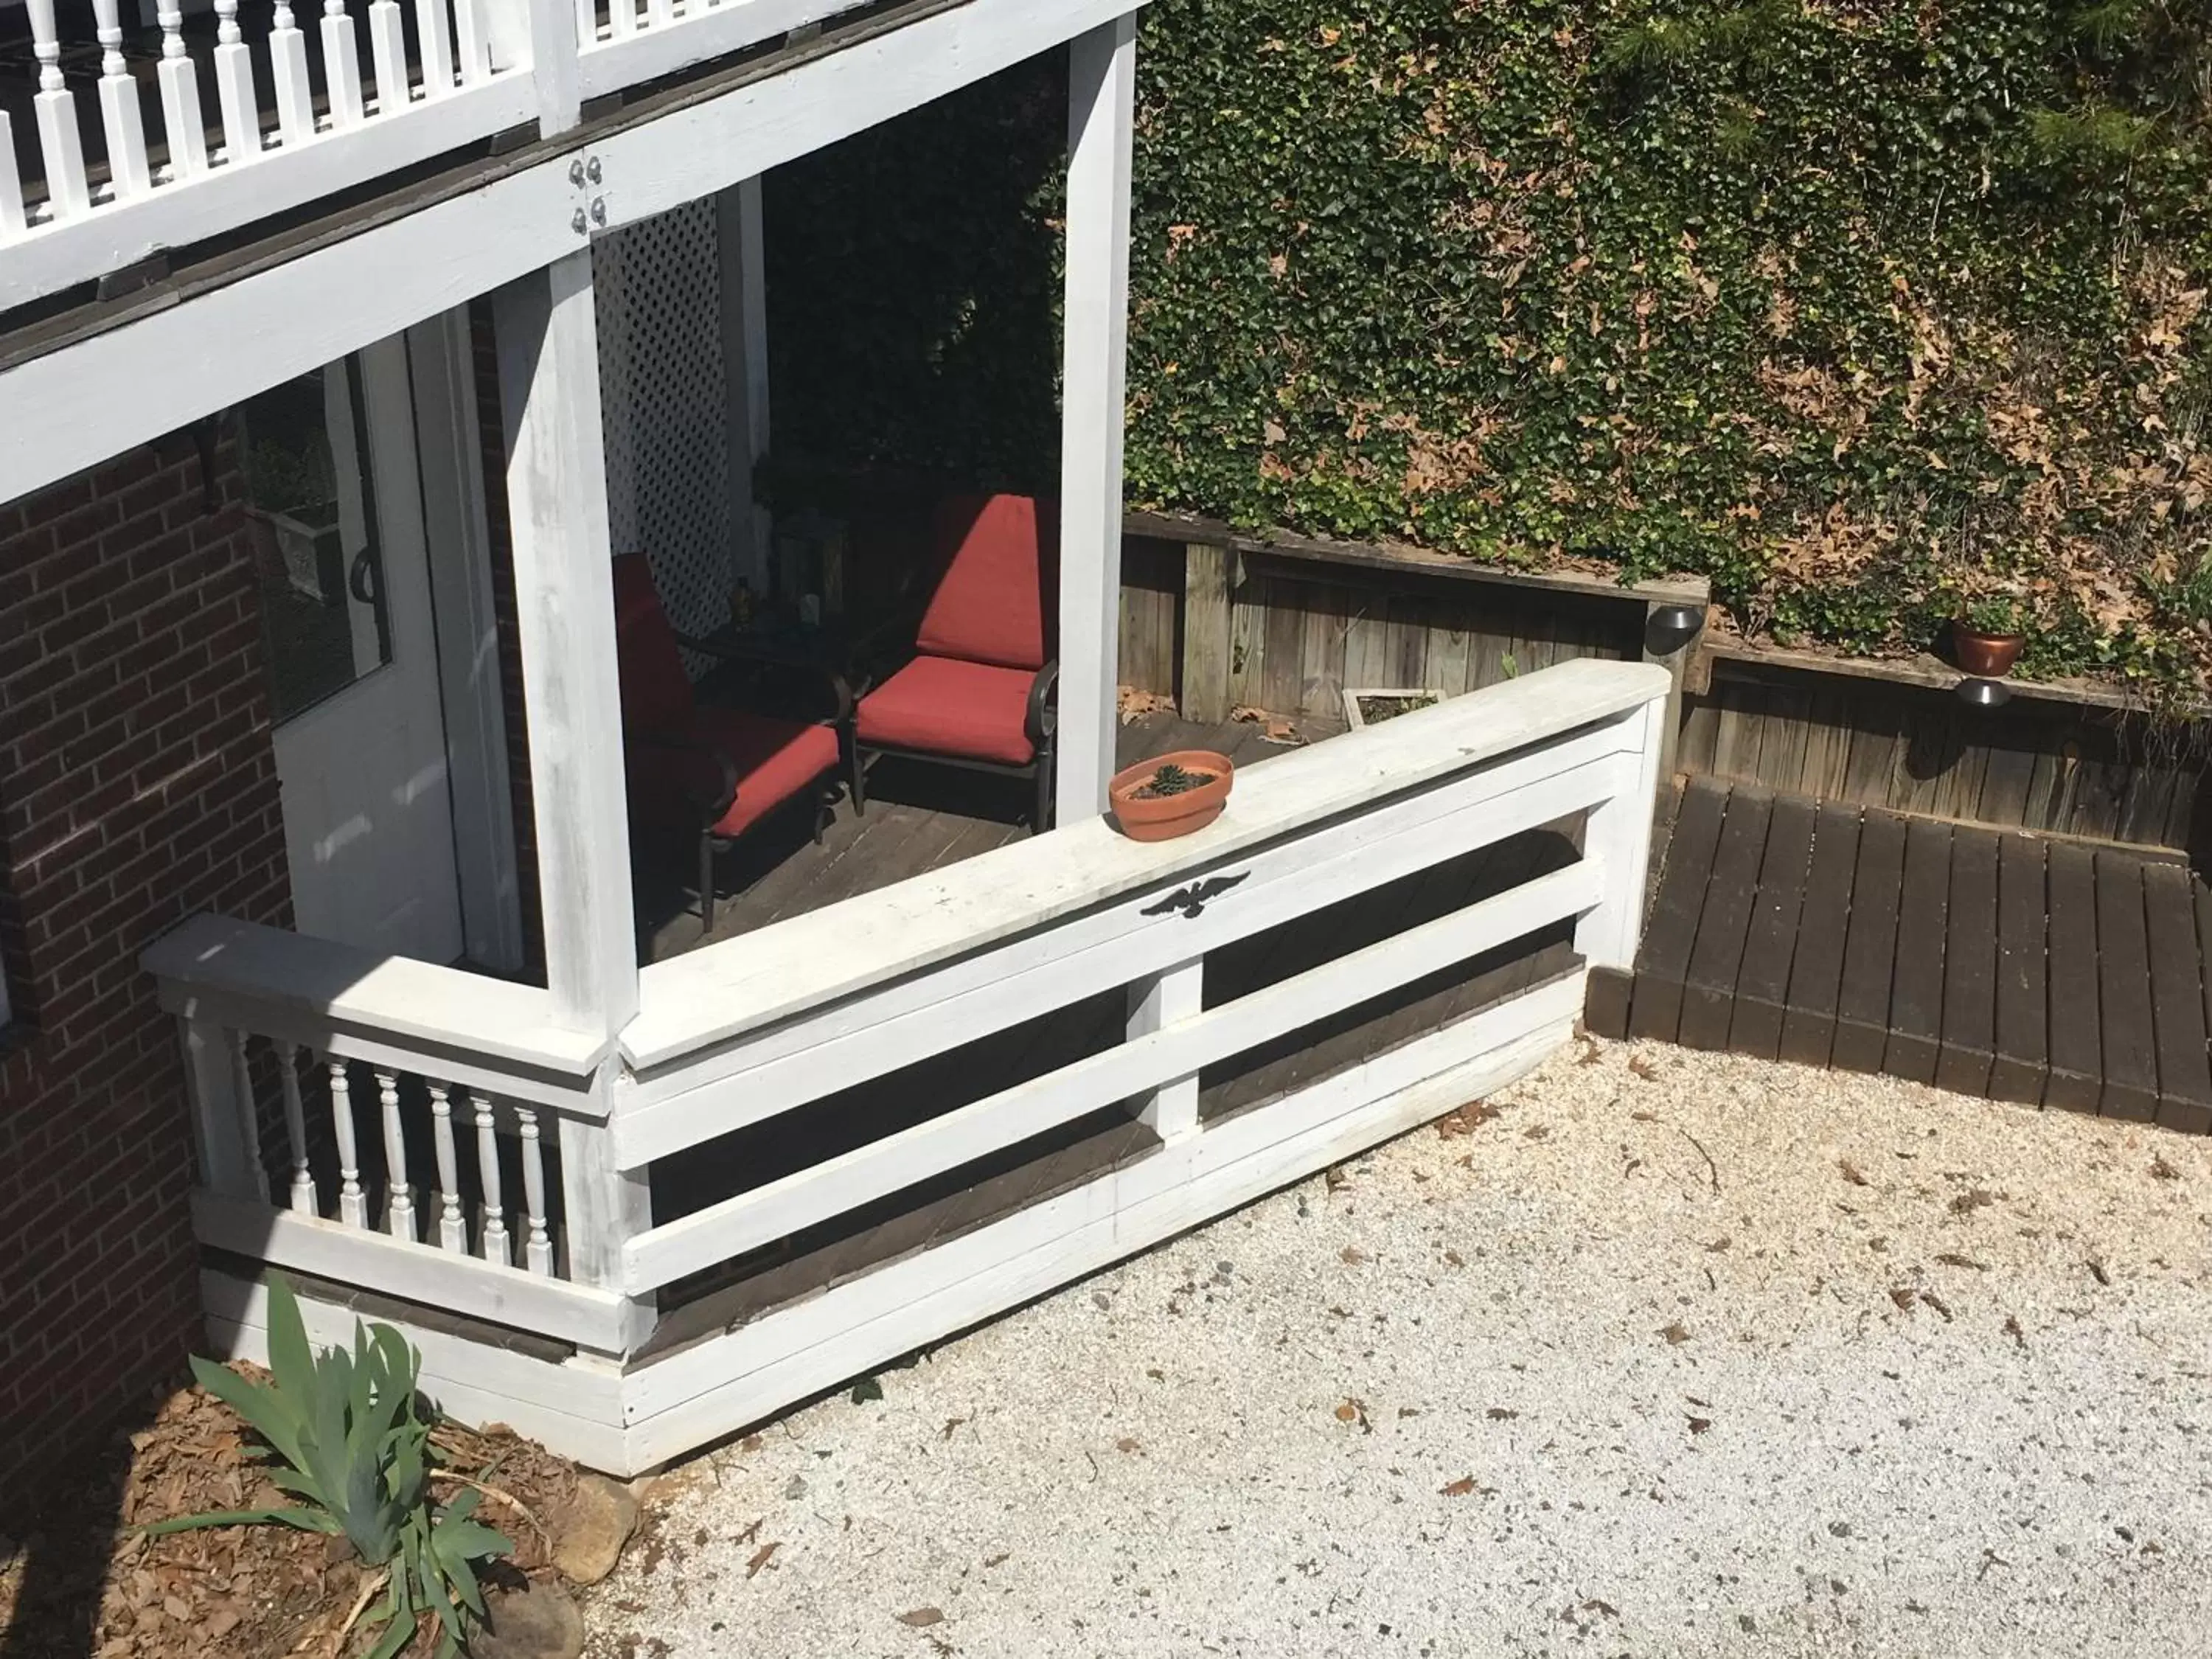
[1180,542,1233,723]
[1261,580,1306,716]
[1227,574,1268,710]
[1728,793,1816,1060]
[1778,804,1863,1068]
[1627,777,1730,1043]
[1298,585,1349,717]
[1882,817,1952,1085]
[1677,697,1720,777]
[1975,741,2039,832]
[2143,860,2212,1133]
[2094,850,2157,1122]
[1832,811,1907,1074]
[1709,682,1763,782]
[1989,832,2050,1107]
[2043,843,2102,1113]
[1840,710,1903,810]
[1934,827,1997,1098]
[1679,787,1773,1049]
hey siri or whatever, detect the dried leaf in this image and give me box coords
[897,1607,946,1627]
[1659,1321,1691,1346]
[1838,1158,1868,1186]
[746,1542,780,1579]
[1440,1476,1478,1498]
[1114,1438,1142,1455]
[1340,1246,1370,1265]
[1686,1416,1714,1436]
[1949,1188,1997,1216]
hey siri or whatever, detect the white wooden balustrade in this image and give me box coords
[0,0,524,309]
[151,660,1668,1472]
[572,0,873,100]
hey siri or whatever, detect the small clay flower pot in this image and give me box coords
[1108,750,1234,842]
[1951,622,2025,678]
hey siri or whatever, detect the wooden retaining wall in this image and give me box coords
[1683,643,2207,855]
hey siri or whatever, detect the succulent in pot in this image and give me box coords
[1108,750,1234,841]
[1951,594,2028,678]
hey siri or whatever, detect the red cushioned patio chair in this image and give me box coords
[613,552,844,935]
[850,494,1059,832]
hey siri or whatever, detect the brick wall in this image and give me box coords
[0,439,292,1496]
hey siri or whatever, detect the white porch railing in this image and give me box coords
[574,0,872,100]
[153,659,1667,1470]
[0,0,531,307]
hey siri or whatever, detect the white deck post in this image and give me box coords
[493,251,639,1040]
[1128,958,1203,1140]
[1574,699,1665,972]
[716,176,773,594]
[1056,12,1137,824]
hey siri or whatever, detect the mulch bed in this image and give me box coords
[1,1368,585,1658]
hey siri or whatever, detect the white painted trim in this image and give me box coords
[192,1189,637,1352]
[493,251,640,1037]
[0,75,538,313]
[576,0,873,101]
[406,307,529,975]
[618,974,1581,1461]
[202,1269,635,1472]
[0,0,1144,504]
[619,862,1599,1291]
[1575,699,1664,972]
[714,175,772,594]
[625,661,1668,1068]
[614,732,1630,1162]
[1054,13,1137,824]
[144,914,608,1082]
[1128,958,1203,1139]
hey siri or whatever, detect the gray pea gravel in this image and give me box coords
[585,1039,2212,1658]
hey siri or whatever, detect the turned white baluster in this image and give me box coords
[210,0,262,167]
[269,1,316,147]
[276,1042,316,1214]
[90,0,152,198]
[0,114,26,237]
[329,1059,368,1227]
[227,1031,271,1202]
[376,1068,415,1241]
[154,2,208,179]
[515,1105,554,1276]
[473,1092,512,1266]
[454,0,491,84]
[610,0,638,41]
[25,0,90,219]
[321,0,366,128]
[428,1082,469,1253]
[411,0,455,101]
[645,0,673,31]
[571,0,598,52]
[368,0,408,117]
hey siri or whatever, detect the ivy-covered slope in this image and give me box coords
[768,1,2212,688]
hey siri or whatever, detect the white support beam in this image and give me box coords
[1573,701,1665,973]
[493,251,639,1039]
[1127,959,1203,1140]
[715,175,773,594]
[1056,12,1138,824]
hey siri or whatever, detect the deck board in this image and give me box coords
[1594,778,2212,1138]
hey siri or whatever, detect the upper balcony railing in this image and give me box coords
[0,0,874,313]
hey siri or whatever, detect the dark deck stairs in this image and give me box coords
[1585,776,2212,1133]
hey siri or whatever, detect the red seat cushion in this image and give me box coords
[627,706,840,841]
[915,495,1056,671]
[856,654,1039,766]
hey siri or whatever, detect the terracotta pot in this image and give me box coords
[1109,750,1234,842]
[1952,622,2025,678]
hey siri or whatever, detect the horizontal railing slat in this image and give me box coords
[619,858,1603,1292]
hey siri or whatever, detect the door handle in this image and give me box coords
[348,548,380,608]
[1141,872,1249,919]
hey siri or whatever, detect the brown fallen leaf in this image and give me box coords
[2087,1259,2112,1286]
[1340,1246,1370,1265]
[1334,1397,1370,1429]
[1934,1253,1987,1270]
[1442,1249,1465,1267]
[734,1517,763,1548]
[896,1607,946,1627]
[1839,1158,1868,1186]
[1485,1407,1518,1421]
[1889,1287,1917,1311]
[1659,1321,1691,1346]
[1439,1476,1478,1498]
[983,1552,1011,1568]
[1436,1100,1500,1138]
[1522,1124,1552,1141]
[2151,1152,2180,1180]
[942,1416,967,1440]
[1627,1055,1660,1079]
[1949,1188,1997,1216]
[2003,1314,2028,1352]
[1574,1033,1602,1065]
[1920,1290,1955,1322]
[1115,1437,1142,1455]
[746,1542,780,1579]
[1703,1236,1732,1253]
[1687,1416,1713,1435]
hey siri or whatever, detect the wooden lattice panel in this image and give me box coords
[594,201,735,664]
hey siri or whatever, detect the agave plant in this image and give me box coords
[148,1276,511,1658]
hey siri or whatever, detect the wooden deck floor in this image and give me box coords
[1587,777,2212,1133]
[637,707,1343,962]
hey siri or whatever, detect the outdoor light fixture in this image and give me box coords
[1643,602,1705,657]
[1955,676,2014,711]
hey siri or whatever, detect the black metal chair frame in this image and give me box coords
[849,658,1060,834]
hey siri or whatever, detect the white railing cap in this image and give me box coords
[624,658,1669,1069]
[144,916,611,1079]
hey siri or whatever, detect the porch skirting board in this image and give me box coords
[199,972,1579,1475]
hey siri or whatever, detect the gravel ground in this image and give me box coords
[588,1038,2212,1658]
